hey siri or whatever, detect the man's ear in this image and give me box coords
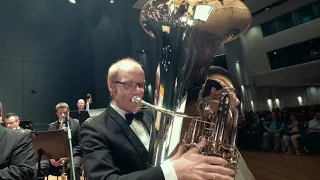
[108,83,116,96]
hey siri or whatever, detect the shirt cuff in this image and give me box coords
[160,159,178,180]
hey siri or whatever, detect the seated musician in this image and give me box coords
[4,113,31,133]
[39,102,82,180]
[69,99,90,125]
[77,99,86,111]
[0,124,36,180]
[80,59,234,180]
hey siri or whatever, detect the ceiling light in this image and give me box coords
[194,5,213,22]
[69,0,76,3]
[110,0,114,3]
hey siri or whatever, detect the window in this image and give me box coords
[212,54,228,70]
[314,1,320,18]
[261,1,319,37]
[261,20,278,37]
[268,36,320,70]
[277,13,294,31]
[295,4,316,24]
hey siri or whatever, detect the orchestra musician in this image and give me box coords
[77,99,86,111]
[0,124,36,180]
[4,113,31,133]
[39,102,82,180]
[69,99,90,125]
[80,58,235,180]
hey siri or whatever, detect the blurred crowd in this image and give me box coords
[237,104,320,156]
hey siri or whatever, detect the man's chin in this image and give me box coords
[132,105,141,112]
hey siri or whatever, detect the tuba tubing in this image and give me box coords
[132,96,200,119]
[138,0,252,176]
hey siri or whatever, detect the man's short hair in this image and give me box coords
[5,113,19,122]
[77,99,85,104]
[107,58,142,85]
[55,102,69,111]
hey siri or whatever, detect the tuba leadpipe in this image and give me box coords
[138,0,252,175]
[132,96,200,119]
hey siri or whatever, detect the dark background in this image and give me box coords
[0,0,156,124]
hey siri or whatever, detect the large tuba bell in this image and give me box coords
[133,0,251,175]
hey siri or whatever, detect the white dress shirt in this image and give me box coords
[12,126,21,130]
[59,119,70,132]
[110,103,178,180]
[309,119,320,132]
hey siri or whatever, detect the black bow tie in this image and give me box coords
[125,111,144,125]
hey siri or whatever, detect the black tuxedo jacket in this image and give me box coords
[48,118,82,157]
[0,126,36,180]
[80,105,164,180]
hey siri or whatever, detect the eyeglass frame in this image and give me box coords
[114,81,146,90]
[5,119,19,127]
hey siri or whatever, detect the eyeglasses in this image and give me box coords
[5,121,17,126]
[115,81,145,90]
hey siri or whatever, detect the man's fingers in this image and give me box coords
[187,137,207,154]
[198,138,207,149]
[203,172,234,180]
[171,144,185,160]
[203,156,229,166]
[204,164,235,176]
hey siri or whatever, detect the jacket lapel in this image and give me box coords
[141,109,157,163]
[0,126,5,141]
[141,111,151,134]
[106,106,149,166]
[54,121,59,130]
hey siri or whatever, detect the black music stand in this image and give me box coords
[32,130,70,180]
[20,120,33,130]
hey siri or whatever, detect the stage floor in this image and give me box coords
[241,151,320,180]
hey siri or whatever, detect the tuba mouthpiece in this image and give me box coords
[132,96,141,105]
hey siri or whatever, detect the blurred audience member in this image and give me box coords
[304,112,320,155]
[237,113,248,149]
[262,111,285,152]
[246,113,263,150]
[283,113,301,155]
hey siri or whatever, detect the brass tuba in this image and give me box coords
[133,0,251,175]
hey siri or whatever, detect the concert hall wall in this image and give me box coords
[219,2,320,111]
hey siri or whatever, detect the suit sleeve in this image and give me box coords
[80,121,165,180]
[72,120,82,158]
[0,132,36,180]
[48,123,54,131]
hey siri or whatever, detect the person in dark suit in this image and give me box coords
[0,125,36,180]
[40,102,82,180]
[80,58,234,180]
